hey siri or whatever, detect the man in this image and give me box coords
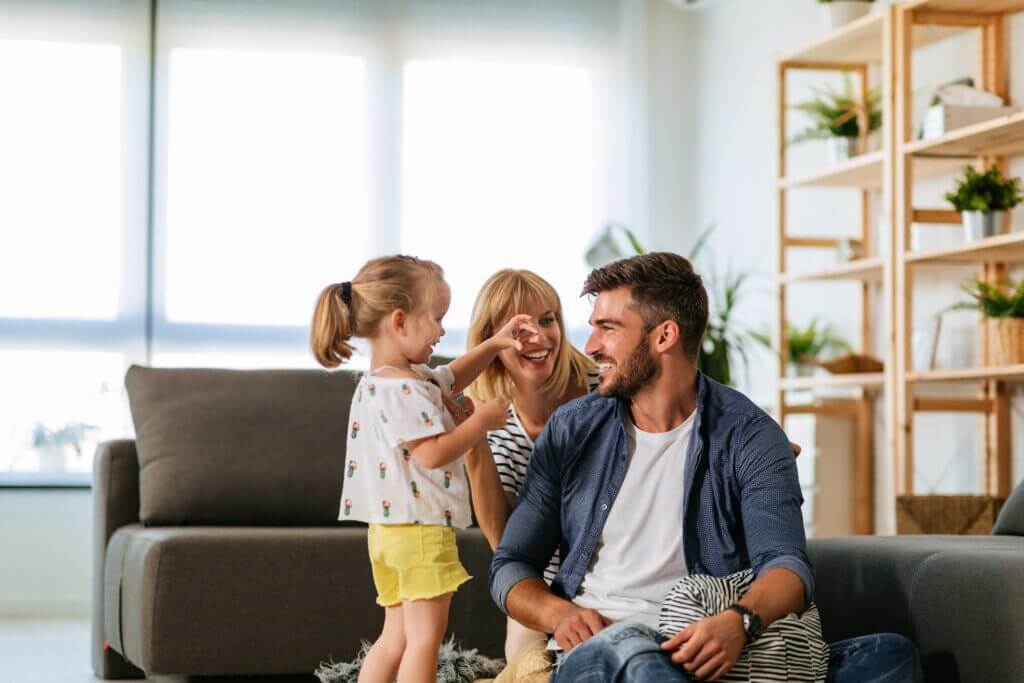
[489,253,919,682]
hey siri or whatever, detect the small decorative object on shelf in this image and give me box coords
[944,165,1023,242]
[813,353,883,374]
[790,76,882,164]
[817,0,873,31]
[753,318,849,378]
[920,79,1019,140]
[959,277,1024,366]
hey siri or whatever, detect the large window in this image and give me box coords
[0,0,636,484]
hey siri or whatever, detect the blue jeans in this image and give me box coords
[551,622,921,683]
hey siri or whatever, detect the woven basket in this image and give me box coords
[988,317,1024,366]
[813,353,884,374]
[896,495,1005,535]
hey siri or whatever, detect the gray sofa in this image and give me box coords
[93,366,505,681]
[93,365,1024,681]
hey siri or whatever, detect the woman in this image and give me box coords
[461,269,597,662]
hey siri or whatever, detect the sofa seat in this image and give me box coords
[104,524,504,677]
[810,535,1024,681]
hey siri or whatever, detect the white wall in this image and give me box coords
[652,0,1024,533]
[0,490,91,617]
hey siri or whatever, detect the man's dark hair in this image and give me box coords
[582,251,709,362]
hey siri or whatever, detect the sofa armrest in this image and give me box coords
[91,440,145,679]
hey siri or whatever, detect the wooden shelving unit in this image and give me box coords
[893,1,1024,501]
[775,0,1024,532]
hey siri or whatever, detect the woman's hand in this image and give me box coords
[492,313,540,352]
[475,397,511,431]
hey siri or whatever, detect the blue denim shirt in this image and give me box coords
[489,372,814,615]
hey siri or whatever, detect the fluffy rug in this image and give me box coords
[316,637,505,683]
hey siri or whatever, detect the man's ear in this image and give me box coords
[652,320,681,354]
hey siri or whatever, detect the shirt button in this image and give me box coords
[601,504,608,511]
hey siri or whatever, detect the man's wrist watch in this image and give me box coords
[726,603,764,644]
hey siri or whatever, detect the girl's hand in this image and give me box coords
[492,314,540,352]
[475,398,511,431]
[442,393,475,426]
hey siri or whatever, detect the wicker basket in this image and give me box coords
[813,353,884,374]
[896,495,1005,535]
[988,317,1024,366]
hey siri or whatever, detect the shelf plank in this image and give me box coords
[780,151,884,188]
[782,256,884,283]
[780,372,885,391]
[906,0,1024,13]
[781,13,963,66]
[905,110,1024,158]
[906,231,1024,264]
[908,364,1024,383]
[781,152,962,189]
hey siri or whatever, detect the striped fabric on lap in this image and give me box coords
[658,570,828,682]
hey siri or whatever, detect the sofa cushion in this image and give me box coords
[125,365,357,525]
[993,479,1024,536]
[103,525,504,675]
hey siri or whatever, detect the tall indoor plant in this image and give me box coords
[944,165,1023,242]
[791,76,882,163]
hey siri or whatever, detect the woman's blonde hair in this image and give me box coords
[310,255,444,368]
[467,269,594,402]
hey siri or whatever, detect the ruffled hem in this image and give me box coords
[376,571,473,607]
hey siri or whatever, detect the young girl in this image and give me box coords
[310,255,534,683]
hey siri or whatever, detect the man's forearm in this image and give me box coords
[737,567,805,627]
[505,578,577,634]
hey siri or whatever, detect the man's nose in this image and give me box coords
[584,329,600,357]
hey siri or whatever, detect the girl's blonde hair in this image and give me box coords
[311,255,444,368]
[467,269,594,402]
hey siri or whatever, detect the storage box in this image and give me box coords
[896,495,1005,535]
[920,104,1020,139]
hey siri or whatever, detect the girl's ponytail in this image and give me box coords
[311,282,357,367]
[311,255,444,368]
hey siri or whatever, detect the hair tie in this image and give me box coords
[339,281,352,305]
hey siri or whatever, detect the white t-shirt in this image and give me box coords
[338,363,471,529]
[572,409,695,630]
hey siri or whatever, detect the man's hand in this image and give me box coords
[790,441,801,457]
[661,610,746,681]
[552,606,611,652]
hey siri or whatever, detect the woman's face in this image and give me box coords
[497,298,561,389]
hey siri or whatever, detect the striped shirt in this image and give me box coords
[487,369,599,583]
[659,570,828,682]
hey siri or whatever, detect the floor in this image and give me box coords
[0,618,146,683]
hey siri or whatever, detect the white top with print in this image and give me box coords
[486,368,600,583]
[339,363,471,529]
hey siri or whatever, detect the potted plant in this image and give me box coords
[791,77,882,163]
[753,318,849,377]
[32,421,97,471]
[944,165,1023,242]
[959,278,1024,365]
[818,0,873,30]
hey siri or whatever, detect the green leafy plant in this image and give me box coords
[32,422,97,455]
[688,224,757,387]
[790,76,882,143]
[957,278,1024,319]
[752,318,849,365]
[944,165,1023,213]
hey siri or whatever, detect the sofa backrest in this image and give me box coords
[125,365,358,525]
[993,478,1024,536]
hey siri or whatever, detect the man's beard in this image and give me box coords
[597,335,657,400]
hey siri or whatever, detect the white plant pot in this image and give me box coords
[37,444,67,472]
[962,210,1001,242]
[787,363,815,378]
[827,136,857,164]
[824,1,872,30]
